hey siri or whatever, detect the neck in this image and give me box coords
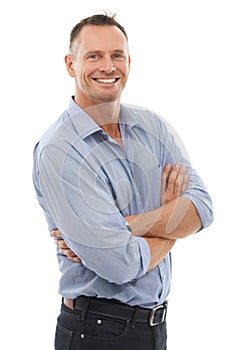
[74,96,121,137]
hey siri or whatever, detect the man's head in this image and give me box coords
[65,13,131,108]
[69,13,128,54]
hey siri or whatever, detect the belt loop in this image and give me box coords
[80,297,91,321]
[131,306,140,328]
[79,297,91,337]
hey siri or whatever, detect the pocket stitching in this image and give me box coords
[55,323,73,350]
[83,319,130,342]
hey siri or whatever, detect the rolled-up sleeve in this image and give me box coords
[156,115,214,229]
[182,169,214,229]
[38,142,151,285]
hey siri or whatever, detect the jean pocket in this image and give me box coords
[55,323,73,350]
[83,315,130,342]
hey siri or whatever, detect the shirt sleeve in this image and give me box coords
[38,142,151,285]
[156,114,214,229]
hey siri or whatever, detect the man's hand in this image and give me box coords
[50,230,82,263]
[160,163,188,205]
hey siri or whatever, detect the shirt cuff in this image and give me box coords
[183,193,214,229]
[135,237,151,278]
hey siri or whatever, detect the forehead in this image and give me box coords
[76,25,128,53]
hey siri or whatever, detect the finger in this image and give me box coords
[161,163,172,204]
[59,247,74,257]
[181,173,189,194]
[50,229,62,238]
[68,256,82,263]
[161,163,172,191]
[174,165,187,195]
[167,163,182,193]
[162,163,172,181]
[55,239,69,249]
[59,247,80,259]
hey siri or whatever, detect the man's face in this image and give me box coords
[66,25,131,108]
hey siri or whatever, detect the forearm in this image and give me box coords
[144,236,176,272]
[127,197,202,240]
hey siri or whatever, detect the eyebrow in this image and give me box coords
[84,49,126,56]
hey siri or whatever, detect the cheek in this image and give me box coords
[119,62,130,76]
[82,62,99,76]
[75,64,90,85]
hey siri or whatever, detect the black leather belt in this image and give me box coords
[64,296,167,327]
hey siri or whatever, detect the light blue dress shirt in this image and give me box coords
[33,97,213,308]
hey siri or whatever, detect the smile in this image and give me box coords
[92,78,120,84]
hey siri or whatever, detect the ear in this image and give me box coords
[128,55,131,70]
[128,55,131,66]
[65,54,76,77]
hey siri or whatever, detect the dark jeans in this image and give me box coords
[55,301,167,350]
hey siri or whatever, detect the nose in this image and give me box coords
[99,55,116,74]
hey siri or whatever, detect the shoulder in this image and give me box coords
[120,103,167,133]
[121,102,158,118]
[35,110,76,157]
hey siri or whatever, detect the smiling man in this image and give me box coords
[64,18,131,143]
[32,13,213,350]
[65,24,130,107]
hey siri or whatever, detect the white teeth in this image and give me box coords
[95,78,117,83]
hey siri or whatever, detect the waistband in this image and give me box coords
[63,296,167,327]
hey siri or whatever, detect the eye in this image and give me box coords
[113,53,124,59]
[88,54,99,59]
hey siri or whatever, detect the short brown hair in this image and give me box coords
[69,13,128,52]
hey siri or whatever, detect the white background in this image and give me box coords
[1,0,233,349]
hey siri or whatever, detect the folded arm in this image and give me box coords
[127,197,201,240]
[37,116,213,280]
[127,162,201,272]
[52,163,190,272]
[39,144,151,284]
[127,198,200,273]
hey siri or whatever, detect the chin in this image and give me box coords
[92,94,121,105]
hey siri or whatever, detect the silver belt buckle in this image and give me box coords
[149,304,166,326]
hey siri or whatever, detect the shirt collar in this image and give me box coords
[67,97,101,139]
[67,97,139,139]
[119,104,139,129]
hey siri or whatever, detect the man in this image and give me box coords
[33,13,213,350]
